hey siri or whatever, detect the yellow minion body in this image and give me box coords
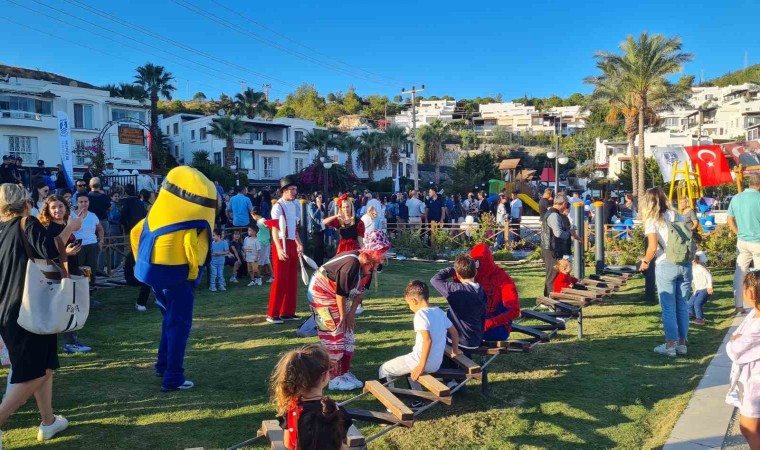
[131,167,218,287]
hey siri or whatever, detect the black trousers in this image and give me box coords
[312,231,325,266]
[136,285,152,307]
[542,249,560,297]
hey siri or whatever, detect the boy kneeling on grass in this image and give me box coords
[378,280,460,389]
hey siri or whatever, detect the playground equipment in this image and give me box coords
[667,160,704,208]
[241,201,639,450]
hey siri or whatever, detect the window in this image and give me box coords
[664,117,680,127]
[74,103,94,129]
[111,108,146,122]
[294,158,304,173]
[235,150,254,170]
[166,126,170,135]
[74,139,94,165]
[191,130,196,140]
[8,136,38,161]
[199,127,207,141]
[213,152,222,166]
[263,156,279,178]
[174,145,179,157]
[0,95,52,118]
[172,123,178,135]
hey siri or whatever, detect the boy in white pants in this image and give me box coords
[244,224,262,286]
[379,280,460,389]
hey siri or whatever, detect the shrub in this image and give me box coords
[389,229,437,259]
[700,224,737,268]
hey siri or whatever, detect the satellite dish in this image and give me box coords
[218,109,226,117]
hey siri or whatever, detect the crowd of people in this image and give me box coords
[0,160,757,448]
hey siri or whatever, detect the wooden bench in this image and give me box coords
[258,420,287,450]
[417,374,452,397]
[364,380,414,421]
[444,345,481,374]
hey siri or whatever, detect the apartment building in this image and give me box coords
[473,102,588,136]
[0,72,151,172]
[660,83,760,141]
[160,114,411,184]
[392,99,457,130]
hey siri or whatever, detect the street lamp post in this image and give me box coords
[320,156,333,196]
[546,151,569,194]
[401,84,425,191]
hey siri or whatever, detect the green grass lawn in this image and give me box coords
[0,262,738,449]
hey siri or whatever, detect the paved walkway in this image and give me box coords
[663,315,745,450]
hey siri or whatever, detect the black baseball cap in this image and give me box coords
[37,160,45,165]
[2,155,9,161]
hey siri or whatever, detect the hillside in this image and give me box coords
[703,64,760,87]
[0,64,100,89]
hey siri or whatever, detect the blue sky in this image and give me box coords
[2,0,757,102]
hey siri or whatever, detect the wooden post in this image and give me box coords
[430,221,437,251]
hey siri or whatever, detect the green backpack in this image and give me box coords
[663,221,696,264]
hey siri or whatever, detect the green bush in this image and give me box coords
[701,225,737,268]
[389,229,437,259]
[193,163,248,191]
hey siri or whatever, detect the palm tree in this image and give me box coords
[101,83,148,102]
[357,132,388,182]
[300,129,336,161]
[234,88,275,119]
[585,73,641,202]
[592,33,692,204]
[417,119,451,186]
[335,134,360,173]
[191,150,211,166]
[134,63,176,170]
[384,125,408,180]
[208,116,249,167]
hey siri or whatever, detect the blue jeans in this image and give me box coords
[209,262,225,289]
[655,259,692,342]
[494,230,505,249]
[688,289,710,320]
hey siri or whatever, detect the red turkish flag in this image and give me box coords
[684,145,734,187]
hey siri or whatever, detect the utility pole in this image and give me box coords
[401,84,424,190]
[262,83,271,101]
[240,81,246,94]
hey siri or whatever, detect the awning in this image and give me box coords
[540,167,555,182]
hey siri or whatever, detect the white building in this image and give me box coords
[472,102,588,136]
[0,74,151,172]
[160,115,412,184]
[392,99,457,130]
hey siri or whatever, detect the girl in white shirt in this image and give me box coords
[688,252,713,325]
[639,187,692,357]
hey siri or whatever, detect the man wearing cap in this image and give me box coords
[266,176,304,324]
[0,156,15,184]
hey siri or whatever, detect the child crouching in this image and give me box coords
[379,281,460,388]
[271,344,352,450]
[689,251,713,326]
[553,258,578,293]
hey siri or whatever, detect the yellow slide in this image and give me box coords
[517,193,540,214]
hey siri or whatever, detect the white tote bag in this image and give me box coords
[16,218,90,335]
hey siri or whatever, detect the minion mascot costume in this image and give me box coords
[130,167,217,392]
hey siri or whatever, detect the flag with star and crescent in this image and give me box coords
[684,145,734,187]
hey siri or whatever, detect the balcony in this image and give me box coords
[0,110,57,129]
[232,137,287,151]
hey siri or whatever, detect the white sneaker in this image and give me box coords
[37,415,68,442]
[342,372,364,389]
[219,286,226,291]
[256,278,263,286]
[654,343,676,357]
[247,281,257,287]
[355,305,364,315]
[135,304,147,312]
[229,276,238,283]
[676,344,687,356]
[328,375,355,391]
[266,277,274,283]
[209,287,217,292]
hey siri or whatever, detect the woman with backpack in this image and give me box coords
[639,187,693,358]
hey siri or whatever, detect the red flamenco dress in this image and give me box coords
[327,218,365,254]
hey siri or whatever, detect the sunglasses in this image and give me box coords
[76,184,86,187]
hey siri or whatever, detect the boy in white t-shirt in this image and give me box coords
[378,280,460,389]
[243,224,262,286]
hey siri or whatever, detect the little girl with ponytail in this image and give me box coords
[270,344,352,450]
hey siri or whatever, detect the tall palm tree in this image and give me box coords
[134,63,176,170]
[384,125,408,180]
[585,73,641,201]
[357,132,388,182]
[101,83,148,102]
[335,134,360,173]
[592,33,692,204]
[417,119,451,186]
[208,116,249,167]
[300,129,336,161]
[234,88,275,119]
